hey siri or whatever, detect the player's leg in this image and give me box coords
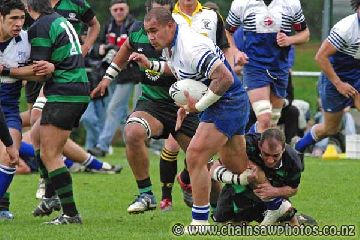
[270,91,284,127]
[247,87,272,133]
[186,122,227,224]
[125,108,164,213]
[39,102,86,225]
[295,111,343,153]
[0,128,21,220]
[159,134,179,211]
[62,138,122,174]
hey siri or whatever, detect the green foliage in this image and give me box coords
[3,148,360,239]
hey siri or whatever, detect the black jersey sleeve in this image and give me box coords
[0,107,13,147]
[215,11,230,50]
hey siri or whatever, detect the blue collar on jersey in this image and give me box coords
[15,35,22,43]
[170,24,179,48]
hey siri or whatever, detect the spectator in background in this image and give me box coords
[80,30,110,152]
[88,0,142,157]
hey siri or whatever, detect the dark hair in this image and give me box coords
[259,128,286,150]
[0,0,25,16]
[110,0,128,7]
[144,7,174,25]
[145,0,174,13]
[351,0,360,11]
[26,0,53,15]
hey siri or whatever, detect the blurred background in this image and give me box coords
[87,0,353,42]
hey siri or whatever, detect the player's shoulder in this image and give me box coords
[66,0,88,7]
[334,13,358,30]
[178,25,213,51]
[284,145,304,172]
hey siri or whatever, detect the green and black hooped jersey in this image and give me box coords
[54,0,95,35]
[129,22,177,102]
[28,12,89,103]
[246,133,303,190]
[231,133,303,203]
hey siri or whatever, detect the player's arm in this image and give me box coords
[315,40,358,98]
[0,105,18,166]
[0,61,54,81]
[127,53,172,75]
[91,38,134,97]
[276,28,310,47]
[0,106,13,148]
[81,16,100,56]
[79,1,100,56]
[224,1,248,68]
[183,59,233,113]
[254,182,298,200]
[208,60,233,96]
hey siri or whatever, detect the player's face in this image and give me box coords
[259,140,284,169]
[0,9,25,38]
[110,3,129,23]
[179,0,198,8]
[144,18,173,50]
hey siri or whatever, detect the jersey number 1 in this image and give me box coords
[60,21,82,55]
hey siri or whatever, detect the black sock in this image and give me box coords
[159,148,178,200]
[136,177,153,195]
[36,150,56,198]
[44,179,56,198]
[180,160,190,185]
[0,192,10,211]
[36,150,48,180]
[49,167,78,217]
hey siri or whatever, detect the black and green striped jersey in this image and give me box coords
[54,0,95,35]
[129,22,176,102]
[246,133,303,189]
[28,12,89,103]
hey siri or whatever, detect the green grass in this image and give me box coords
[2,148,360,240]
[292,42,322,113]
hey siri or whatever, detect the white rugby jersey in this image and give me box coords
[0,30,31,83]
[327,13,360,81]
[226,0,307,70]
[163,24,239,99]
[172,2,228,50]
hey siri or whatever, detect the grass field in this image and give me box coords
[2,147,359,240]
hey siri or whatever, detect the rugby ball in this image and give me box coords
[169,79,208,105]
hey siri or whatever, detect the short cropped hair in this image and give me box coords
[145,0,174,13]
[0,0,25,16]
[110,0,128,7]
[26,0,53,15]
[259,128,286,150]
[144,7,175,25]
[351,0,360,11]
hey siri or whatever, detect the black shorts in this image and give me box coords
[213,184,266,223]
[133,99,199,139]
[214,185,296,223]
[40,102,88,130]
[25,81,43,104]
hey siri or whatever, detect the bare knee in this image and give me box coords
[125,124,147,146]
[164,135,180,152]
[257,113,271,131]
[186,145,207,170]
